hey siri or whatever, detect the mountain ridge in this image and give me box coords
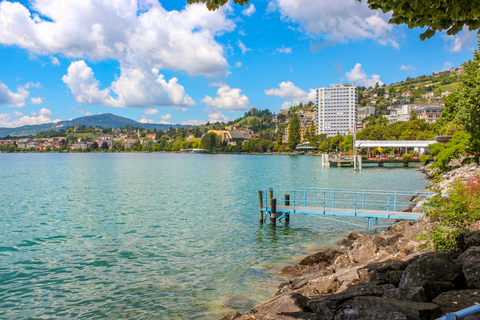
[0,113,185,137]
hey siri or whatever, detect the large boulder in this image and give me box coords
[433,289,480,317]
[333,296,441,320]
[457,231,480,251]
[399,252,463,301]
[458,246,480,289]
[350,240,379,264]
[358,260,408,286]
[299,249,343,266]
[383,286,426,302]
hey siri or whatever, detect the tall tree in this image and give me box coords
[458,37,480,141]
[275,133,282,150]
[288,114,301,150]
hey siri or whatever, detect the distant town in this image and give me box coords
[0,66,462,154]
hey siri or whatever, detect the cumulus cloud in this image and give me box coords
[50,56,60,66]
[443,29,475,52]
[400,65,414,71]
[242,4,256,16]
[202,85,250,112]
[277,46,292,54]
[143,108,160,115]
[234,61,242,68]
[38,107,52,117]
[265,81,316,110]
[345,63,383,87]
[182,119,207,125]
[208,112,231,123]
[237,40,251,54]
[62,60,195,108]
[269,0,397,47]
[0,0,235,76]
[31,97,44,104]
[0,110,60,127]
[265,81,308,99]
[161,114,172,121]
[0,82,30,107]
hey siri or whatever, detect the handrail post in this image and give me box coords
[304,189,307,207]
[293,191,296,213]
[323,191,325,214]
[387,194,390,218]
[393,191,397,212]
[362,190,365,210]
[332,189,335,208]
[354,193,357,216]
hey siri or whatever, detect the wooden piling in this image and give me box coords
[258,190,264,224]
[269,188,273,200]
[270,198,277,226]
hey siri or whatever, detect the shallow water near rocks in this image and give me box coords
[0,153,428,319]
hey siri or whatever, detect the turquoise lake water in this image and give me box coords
[0,153,429,319]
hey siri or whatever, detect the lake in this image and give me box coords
[0,153,429,319]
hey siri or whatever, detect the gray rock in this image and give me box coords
[299,249,343,266]
[458,246,480,289]
[333,296,442,320]
[308,282,396,318]
[458,231,480,251]
[220,312,242,320]
[433,289,480,317]
[358,260,408,286]
[399,251,462,301]
[347,231,363,241]
[383,286,426,302]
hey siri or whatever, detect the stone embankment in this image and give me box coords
[222,163,480,320]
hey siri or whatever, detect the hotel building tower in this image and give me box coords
[316,84,358,137]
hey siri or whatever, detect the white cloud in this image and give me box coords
[443,29,475,52]
[0,111,60,127]
[234,61,242,68]
[0,0,235,76]
[139,116,155,124]
[182,119,207,125]
[0,82,30,107]
[242,4,256,16]
[208,112,231,123]
[161,114,172,121]
[237,40,251,54]
[277,46,292,54]
[280,89,317,110]
[31,97,44,104]
[400,65,415,71]
[50,56,60,66]
[265,81,307,99]
[38,107,52,117]
[269,0,398,47]
[439,62,453,72]
[143,108,160,115]
[345,63,383,87]
[202,85,250,112]
[62,60,195,108]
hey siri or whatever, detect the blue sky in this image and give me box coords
[0,0,478,128]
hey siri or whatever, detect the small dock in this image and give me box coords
[258,188,432,228]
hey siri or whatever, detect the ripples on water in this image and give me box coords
[0,153,428,319]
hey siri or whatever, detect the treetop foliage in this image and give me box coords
[187,0,248,11]
[360,0,480,40]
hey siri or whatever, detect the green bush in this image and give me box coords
[418,178,480,251]
[403,154,411,162]
[420,154,432,163]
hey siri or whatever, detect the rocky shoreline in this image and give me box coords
[222,163,480,320]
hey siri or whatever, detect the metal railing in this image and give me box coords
[261,187,433,216]
[437,304,480,320]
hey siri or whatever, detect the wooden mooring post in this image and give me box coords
[258,190,263,224]
[285,194,290,223]
[269,188,273,201]
[270,198,277,226]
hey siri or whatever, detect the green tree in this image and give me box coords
[458,37,480,141]
[275,133,282,150]
[201,132,221,151]
[288,114,301,150]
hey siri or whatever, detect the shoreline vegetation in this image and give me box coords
[220,161,480,320]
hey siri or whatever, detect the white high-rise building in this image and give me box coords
[316,84,358,137]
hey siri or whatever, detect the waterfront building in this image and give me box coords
[316,84,358,137]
